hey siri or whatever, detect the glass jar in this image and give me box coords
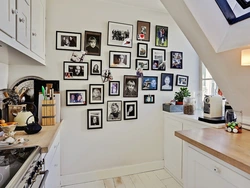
[183,97,196,115]
[225,109,242,133]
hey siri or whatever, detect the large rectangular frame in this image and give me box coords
[56,31,82,51]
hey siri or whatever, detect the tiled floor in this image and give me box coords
[64,169,182,188]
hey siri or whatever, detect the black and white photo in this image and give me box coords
[108,21,133,48]
[144,95,155,104]
[107,101,122,121]
[90,60,102,75]
[161,73,174,91]
[56,31,82,51]
[63,61,88,80]
[109,81,120,96]
[137,43,148,58]
[137,21,151,41]
[84,31,102,56]
[89,84,104,104]
[66,90,87,106]
[87,109,103,129]
[176,74,189,87]
[151,48,166,71]
[170,51,183,69]
[109,51,131,69]
[135,59,149,70]
[124,101,138,120]
[142,76,158,90]
[123,75,138,97]
[101,69,113,83]
[70,51,87,62]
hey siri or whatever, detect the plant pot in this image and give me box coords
[176,101,183,105]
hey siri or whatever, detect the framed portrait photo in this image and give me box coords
[170,51,183,69]
[151,48,166,71]
[123,75,138,98]
[135,59,149,70]
[142,76,158,90]
[63,61,88,80]
[109,81,120,96]
[137,20,151,41]
[66,90,87,106]
[109,51,131,69]
[89,84,104,104]
[144,95,155,104]
[107,100,122,122]
[90,60,102,75]
[176,74,189,87]
[107,21,133,48]
[155,25,168,47]
[87,109,103,129]
[137,43,148,58]
[56,31,81,51]
[84,31,102,56]
[161,73,174,91]
[124,101,138,120]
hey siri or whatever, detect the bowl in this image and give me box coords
[0,122,17,137]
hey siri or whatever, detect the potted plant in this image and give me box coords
[174,87,191,105]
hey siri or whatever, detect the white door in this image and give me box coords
[16,0,30,48]
[0,0,16,38]
[31,0,45,58]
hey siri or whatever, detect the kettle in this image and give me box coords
[13,103,36,126]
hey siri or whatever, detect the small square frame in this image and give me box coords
[56,31,82,51]
[137,43,148,58]
[170,51,183,69]
[87,109,103,129]
[109,81,120,96]
[144,95,155,104]
[124,101,138,120]
[142,76,158,90]
[63,61,88,80]
[66,90,87,106]
[176,74,189,87]
[135,59,149,70]
[107,100,122,121]
[89,84,104,104]
[90,60,102,75]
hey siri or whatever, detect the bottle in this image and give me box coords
[225,109,242,133]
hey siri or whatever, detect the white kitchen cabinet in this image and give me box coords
[0,0,16,38]
[31,0,45,59]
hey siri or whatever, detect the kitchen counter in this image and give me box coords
[175,128,250,174]
[13,121,62,153]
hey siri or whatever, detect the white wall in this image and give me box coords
[8,0,199,181]
[0,63,8,90]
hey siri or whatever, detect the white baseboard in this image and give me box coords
[61,160,164,187]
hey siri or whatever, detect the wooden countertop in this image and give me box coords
[175,128,250,174]
[10,122,62,153]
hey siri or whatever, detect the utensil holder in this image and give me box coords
[42,100,56,126]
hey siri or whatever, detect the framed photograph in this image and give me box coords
[142,76,158,90]
[155,25,168,47]
[137,20,151,41]
[170,51,183,69]
[84,31,102,56]
[89,84,104,104]
[107,21,133,48]
[137,43,148,58]
[109,51,131,69]
[144,95,155,104]
[135,59,149,70]
[176,74,189,87]
[109,81,120,96]
[90,60,102,75]
[66,90,87,106]
[87,109,103,129]
[123,75,138,97]
[56,31,81,51]
[63,61,88,80]
[107,100,122,121]
[70,51,87,62]
[151,48,166,71]
[124,101,138,120]
[161,73,174,91]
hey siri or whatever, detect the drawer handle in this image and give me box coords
[11,9,18,14]
[19,18,25,23]
[32,33,37,36]
[213,167,220,173]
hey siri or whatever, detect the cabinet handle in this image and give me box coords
[213,167,220,173]
[32,33,37,36]
[19,18,25,23]
[11,9,18,15]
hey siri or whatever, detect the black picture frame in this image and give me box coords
[123,75,139,98]
[155,25,168,47]
[176,74,189,87]
[89,84,104,104]
[84,31,102,56]
[107,100,122,122]
[109,51,131,69]
[66,90,87,106]
[90,60,102,75]
[170,51,183,69]
[161,73,174,91]
[151,48,166,71]
[124,101,138,120]
[137,20,151,42]
[142,76,158,90]
[137,43,148,58]
[63,61,88,80]
[135,59,149,70]
[87,109,103,129]
[107,21,133,48]
[56,31,82,51]
[109,81,120,96]
[144,95,155,104]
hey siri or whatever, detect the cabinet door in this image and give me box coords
[31,0,45,59]
[0,0,16,38]
[164,116,183,182]
[16,0,30,48]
